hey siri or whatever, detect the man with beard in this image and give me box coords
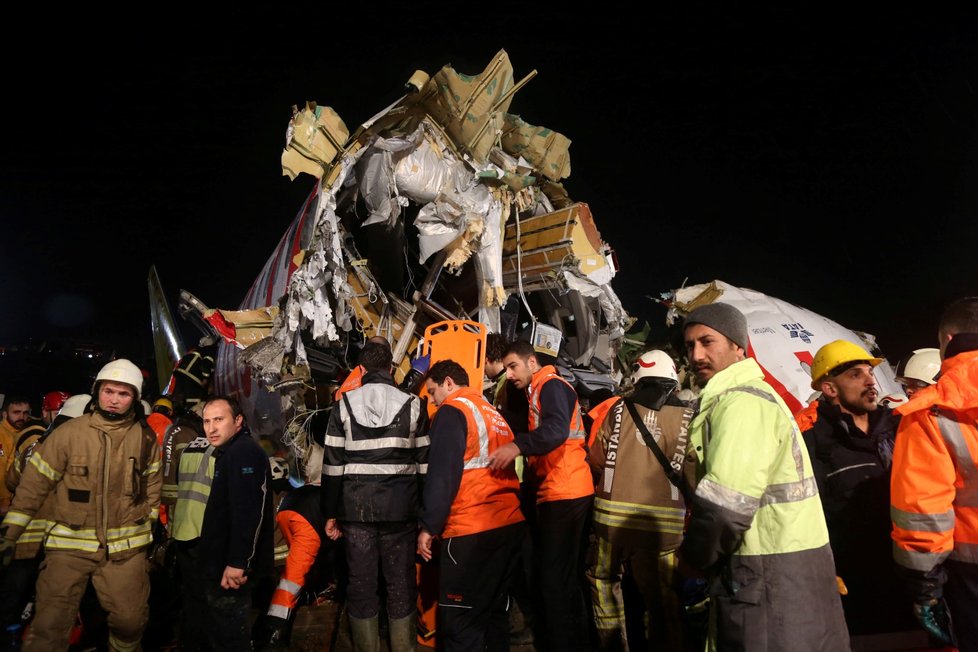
[0,396,33,515]
[679,302,848,652]
[0,359,161,652]
[803,339,915,637]
[487,340,594,652]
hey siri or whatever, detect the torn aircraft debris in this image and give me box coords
[178,50,630,447]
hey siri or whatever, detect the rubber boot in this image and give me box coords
[388,614,415,652]
[349,615,380,652]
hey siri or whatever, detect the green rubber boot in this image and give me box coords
[388,613,416,652]
[349,614,380,652]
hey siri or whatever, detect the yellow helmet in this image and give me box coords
[810,340,883,390]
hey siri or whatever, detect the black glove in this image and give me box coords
[914,599,953,646]
[0,537,16,568]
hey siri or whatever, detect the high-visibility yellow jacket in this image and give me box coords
[681,358,848,651]
[1,412,161,560]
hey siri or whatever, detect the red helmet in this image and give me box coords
[42,391,71,412]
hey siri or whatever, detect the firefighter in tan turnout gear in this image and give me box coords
[587,350,697,651]
[0,359,162,652]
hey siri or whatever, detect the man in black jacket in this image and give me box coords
[198,395,274,650]
[322,341,427,652]
[803,340,915,637]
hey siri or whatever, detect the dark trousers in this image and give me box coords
[945,559,978,652]
[0,556,41,628]
[203,578,255,651]
[438,522,524,652]
[535,495,592,652]
[176,542,209,652]
[343,521,417,620]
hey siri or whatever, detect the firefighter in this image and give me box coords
[488,339,594,652]
[0,395,34,514]
[0,393,90,647]
[894,347,941,399]
[891,296,978,650]
[679,303,849,651]
[40,392,70,426]
[586,350,696,652]
[0,359,161,652]
[417,359,525,651]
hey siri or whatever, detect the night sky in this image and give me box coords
[2,7,977,391]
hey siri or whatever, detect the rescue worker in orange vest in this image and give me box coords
[584,388,617,452]
[488,339,594,652]
[146,397,174,447]
[254,457,327,649]
[333,335,392,401]
[417,359,525,651]
[0,359,161,652]
[891,296,978,650]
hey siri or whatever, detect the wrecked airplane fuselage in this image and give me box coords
[180,50,630,454]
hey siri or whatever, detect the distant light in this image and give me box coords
[87,353,93,359]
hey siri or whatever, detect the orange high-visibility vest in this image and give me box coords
[892,353,978,575]
[439,387,524,539]
[526,365,594,504]
[334,365,366,401]
[586,396,620,451]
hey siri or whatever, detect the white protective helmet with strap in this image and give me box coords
[895,348,941,386]
[92,359,144,401]
[631,350,679,384]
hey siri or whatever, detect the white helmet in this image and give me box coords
[269,456,289,482]
[631,350,679,384]
[92,359,144,400]
[895,348,941,385]
[59,394,92,418]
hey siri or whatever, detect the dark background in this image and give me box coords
[2,6,977,399]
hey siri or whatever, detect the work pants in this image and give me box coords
[0,556,41,629]
[438,522,524,652]
[203,575,256,651]
[535,495,592,652]
[588,535,683,652]
[945,559,978,652]
[25,550,149,652]
[176,541,209,652]
[343,521,417,620]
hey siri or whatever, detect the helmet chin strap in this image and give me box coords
[95,406,131,421]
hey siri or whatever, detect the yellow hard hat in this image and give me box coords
[810,340,883,390]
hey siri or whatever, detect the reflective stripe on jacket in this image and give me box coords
[682,357,848,651]
[892,351,978,574]
[170,436,215,542]
[1,412,162,560]
[589,398,692,550]
[526,365,593,503]
[440,387,524,539]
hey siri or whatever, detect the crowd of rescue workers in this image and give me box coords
[0,297,976,652]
